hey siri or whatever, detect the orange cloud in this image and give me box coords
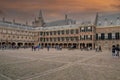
[0,0,120,24]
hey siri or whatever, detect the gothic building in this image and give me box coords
[32,10,45,27]
[0,11,120,50]
[32,10,76,27]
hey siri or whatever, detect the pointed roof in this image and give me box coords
[39,10,43,18]
[94,12,99,25]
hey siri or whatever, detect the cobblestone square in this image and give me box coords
[0,48,120,80]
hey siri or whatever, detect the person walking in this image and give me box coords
[38,44,41,51]
[115,44,119,57]
[112,45,116,57]
[99,46,102,52]
[47,45,50,51]
[32,46,34,51]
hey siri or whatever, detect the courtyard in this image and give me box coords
[0,48,120,80]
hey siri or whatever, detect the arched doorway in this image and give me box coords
[59,43,63,47]
[32,43,34,46]
[80,43,85,49]
[24,43,28,47]
[41,43,44,47]
[73,43,77,48]
[8,42,12,48]
[68,43,72,47]
[12,42,16,48]
[64,43,67,48]
[29,43,31,47]
[45,43,47,47]
[2,42,6,46]
[87,43,92,49]
[18,43,23,48]
[52,43,55,48]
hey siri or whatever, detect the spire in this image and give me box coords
[65,14,69,25]
[95,12,99,25]
[65,14,68,20]
[39,10,43,18]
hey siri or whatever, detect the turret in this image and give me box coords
[94,12,99,25]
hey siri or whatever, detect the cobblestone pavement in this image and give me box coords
[0,48,120,80]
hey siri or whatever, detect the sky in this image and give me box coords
[0,0,120,25]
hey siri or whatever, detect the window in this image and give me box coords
[50,32,52,35]
[90,35,92,40]
[62,37,64,41]
[50,38,52,41]
[66,30,69,34]
[58,37,60,41]
[40,32,43,36]
[46,38,48,41]
[101,33,105,40]
[62,30,64,35]
[108,33,112,40]
[87,27,92,32]
[76,29,78,34]
[96,34,98,40]
[81,27,85,32]
[115,32,119,40]
[46,32,49,35]
[71,30,74,34]
[58,31,60,35]
[54,31,56,35]
[54,38,56,41]
[40,38,43,42]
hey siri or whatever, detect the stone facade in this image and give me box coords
[0,12,120,50]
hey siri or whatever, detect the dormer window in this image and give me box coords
[104,18,108,26]
[110,20,113,25]
[98,21,101,26]
[116,17,120,25]
[117,17,119,19]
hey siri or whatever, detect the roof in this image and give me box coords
[96,13,120,27]
[0,21,34,30]
[45,19,76,27]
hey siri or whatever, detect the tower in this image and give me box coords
[65,14,68,25]
[32,10,45,27]
[65,14,68,20]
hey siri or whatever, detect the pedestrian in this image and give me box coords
[32,46,34,51]
[99,46,102,52]
[115,44,119,57]
[47,45,50,51]
[38,45,41,51]
[112,45,116,57]
[34,46,36,51]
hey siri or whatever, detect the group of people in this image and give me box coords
[32,45,63,51]
[32,45,41,51]
[47,45,62,51]
[112,44,120,57]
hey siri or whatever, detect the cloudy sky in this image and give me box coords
[0,0,120,25]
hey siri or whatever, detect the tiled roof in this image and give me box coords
[45,19,76,27]
[97,13,120,27]
[0,21,34,30]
